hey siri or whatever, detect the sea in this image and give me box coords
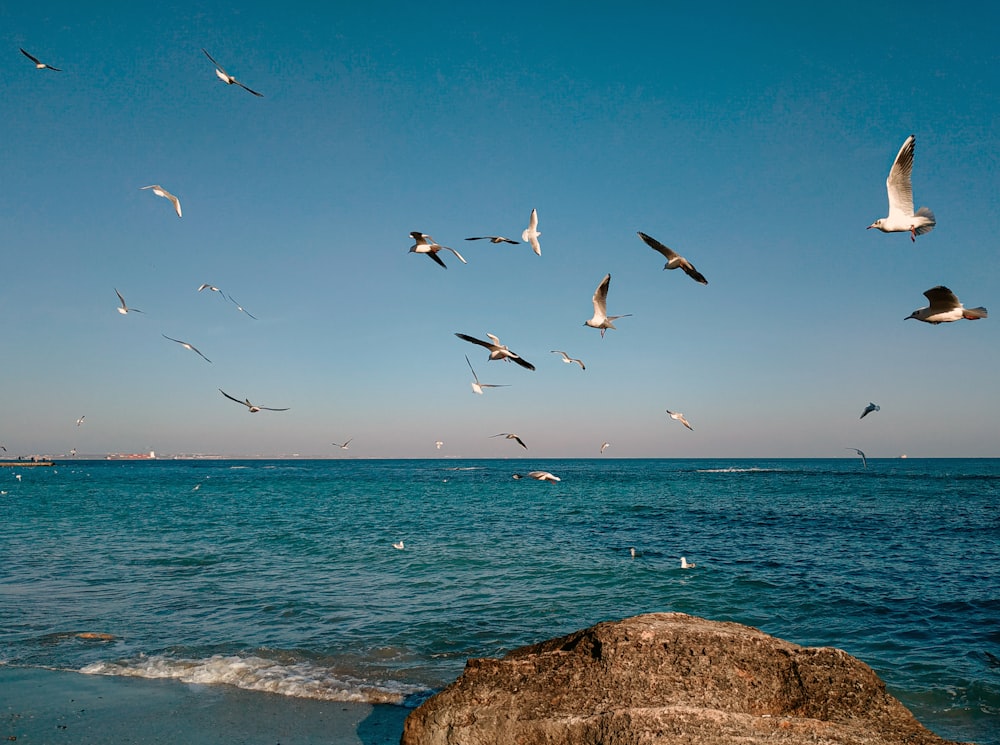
[1,458,997,744]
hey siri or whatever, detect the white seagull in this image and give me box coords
[455,332,535,370]
[860,402,880,419]
[491,432,527,449]
[409,232,467,269]
[202,48,263,97]
[550,350,585,370]
[198,283,226,297]
[465,235,519,244]
[521,208,541,256]
[219,389,289,412]
[115,289,142,315]
[76,415,85,427]
[905,286,987,324]
[846,448,868,469]
[435,441,444,450]
[636,231,708,285]
[466,355,509,395]
[867,134,935,241]
[162,334,211,363]
[584,274,631,337]
[333,439,353,450]
[226,294,258,319]
[20,48,61,71]
[665,410,693,431]
[513,471,560,482]
[392,540,405,550]
[680,557,696,569]
[140,185,182,218]
[600,442,611,454]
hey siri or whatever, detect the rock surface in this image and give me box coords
[401,612,964,745]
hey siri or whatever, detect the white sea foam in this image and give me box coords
[80,654,426,705]
[696,467,781,473]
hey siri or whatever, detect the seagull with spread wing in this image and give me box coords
[219,389,288,412]
[637,231,708,285]
[521,208,541,256]
[455,332,535,370]
[584,274,631,337]
[140,185,182,218]
[466,355,509,395]
[202,48,263,96]
[115,289,142,315]
[20,48,61,71]
[162,334,211,363]
[550,350,585,370]
[905,286,987,324]
[867,134,935,241]
[409,232,467,269]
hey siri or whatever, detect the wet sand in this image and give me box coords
[1,665,409,744]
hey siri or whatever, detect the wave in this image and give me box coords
[80,653,428,705]
[695,467,784,473]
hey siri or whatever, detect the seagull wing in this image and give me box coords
[509,354,536,371]
[464,355,480,384]
[442,246,467,264]
[257,405,289,411]
[678,258,708,285]
[219,389,250,408]
[202,48,229,77]
[20,48,42,65]
[115,288,127,309]
[426,251,448,269]
[886,134,916,220]
[513,435,527,449]
[235,79,264,97]
[592,274,611,321]
[455,332,494,350]
[923,285,960,313]
[637,231,678,261]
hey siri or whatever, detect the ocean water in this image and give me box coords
[1,458,997,744]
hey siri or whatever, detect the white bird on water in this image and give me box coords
[455,332,535,370]
[550,350,585,370]
[521,208,541,256]
[513,471,560,482]
[409,232,467,269]
[584,274,631,337]
[115,289,142,315]
[466,355,509,395]
[905,286,987,324]
[665,410,694,431]
[219,389,289,413]
[860,402,880,419]
[20,48,61,71]
[636,231,708,285]
[392,541,405,550]
[140,185,182,218]
[202,48,263,97]
[680,557,696,569]
[867,134,935,241]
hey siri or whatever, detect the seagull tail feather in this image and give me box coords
[963,307,988,320]
[914,206,936,234]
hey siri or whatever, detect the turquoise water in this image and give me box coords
[1,458,998,743]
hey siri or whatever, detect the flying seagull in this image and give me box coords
[491,432,527,449]
[521,208,541,256]
[636,231,708,285]
[465,235,519,244]
[409,232,467,269]
[219,389,288,412]
[333,439,353,450]
[846,448,868,469]
[115,289,142,315]
[867,134,935,241]
[665,409,693,431]
[600,442,610,454]
[140,185,182,218]
[513,471,560,482]
[455,332,535,370]
[226,294,257,319]
[162,334,211,363]
[466,355,509,395]
[76,415,85,427]
[584,273,631,337]
[905,286,987,324]
[435,441,443,450]
[860,402,880,419]
[198,283,226,296]
[202,48,263,97]
[20,48,61,71]
[550,350,585,370]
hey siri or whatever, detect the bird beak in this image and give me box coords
[866,224,875,230]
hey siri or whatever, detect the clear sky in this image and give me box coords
[3,1,998,459]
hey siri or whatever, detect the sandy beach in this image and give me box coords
[1,666,409,744]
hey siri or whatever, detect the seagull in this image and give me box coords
[392,540,405,550]
[846,448,868,469]
[202,48,263,97]
[600,442,610,454]
[465,235,520,244]
[521,208,541,256]
[198,283,226,296]
[512,470,560,482]
[680,557,696,569]
[455,332,535,370]
[860,402,880,419]
[466,355,509,395]
[333,439,353,450]
[867,134,935,241]
[140,185,182,218]
[115,289,142,315]
[550,350,585,370]
[20,48,61,71]
[629,547,636,558]
[435,441,444,450]
[584,274,631,337]
[219,389,289,412]
[906,286,987,324]
[162,334,211,363]
[491,432,527,449]
[665,409,693,431]
[409,232,467,269]
[226,294,258,319]
[76,416,85,427]
[636,231,708,285]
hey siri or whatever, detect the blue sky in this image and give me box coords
[3,1,998,458]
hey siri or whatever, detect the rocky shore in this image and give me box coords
[401,612,966,745]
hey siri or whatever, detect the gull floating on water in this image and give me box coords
[637,231,708,285]
[333,439,353,450]
[455,332,535,370]
[550,350,585,370]
[846,448,868,469]
[219,389,288,412]
[905,286,987,324]
[202,48,263,97]
[584,274,631,337]
[162,334,211,363]
[140,185,182,218]
[513,471,560,482]
[629,547,636,558]
[860,402,880,419]
[465,235,519,244]
[115,289,142,315]
[466,355,509,395]
[392,540,405,550]
[600,442,611,454]
[665,409,693,431]
[409,232,466,269]
[491,432,527,450]
[867,134,935,241]
[521,208,541,256]
[20,48,61,71]
[680,557,696,569]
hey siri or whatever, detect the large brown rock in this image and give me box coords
[401,613,964,745]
